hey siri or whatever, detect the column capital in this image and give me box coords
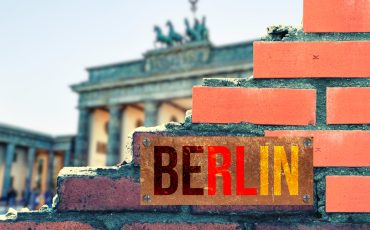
[108,103,124,108]
[108,104,125,114]
[28,146,36,152]
[77,107,91,114]
[144,100,160,110]
[6,142,16,147]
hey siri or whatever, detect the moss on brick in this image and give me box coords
[261,25,370,42]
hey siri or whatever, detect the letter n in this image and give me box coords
[273,146,299,196]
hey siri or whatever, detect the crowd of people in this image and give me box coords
[1,186,54,212]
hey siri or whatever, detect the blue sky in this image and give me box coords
[0,0,302,135]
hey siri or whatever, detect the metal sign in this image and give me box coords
[140,134,313,206]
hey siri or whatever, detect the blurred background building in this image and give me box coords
[0,0,305,210]
[0,20,254,209]
[0,0,264,211]
[0,124,73,208]
[72,36,254,167]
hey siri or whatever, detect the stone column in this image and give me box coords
[25,147,36,202]
[74,108,90,166]
[144,100,159,127]
[2,143,15,198]
[47,150,55,190]
[106,105,123,166]
[63,149,71,167]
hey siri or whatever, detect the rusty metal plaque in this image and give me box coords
[140,134,313,206]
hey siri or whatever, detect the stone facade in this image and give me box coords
[0,123,74,201]
[72,40,254,167]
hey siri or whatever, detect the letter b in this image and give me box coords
[154,146,178,195]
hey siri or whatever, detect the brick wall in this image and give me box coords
[1,0,370,229]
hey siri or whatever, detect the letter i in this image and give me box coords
[260,146,269,195]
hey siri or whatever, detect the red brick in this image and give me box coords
[0,221,95,230]
[304,0,370,32]
[191,205,313,214]
[255,223,370,229]
[57,176,178,212]
[265,130,370,167]
[327,87,370,124]
[253,41,370,78]
[326,176,370,212]
[123,223,239,230]
[192,86,316,125]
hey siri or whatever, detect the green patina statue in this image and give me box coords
[166,21,183,44]
[154,26,173,47]
[200,16,209,40]
[185,18,201,41]
[154,17,209,47]
[191,16,209,41]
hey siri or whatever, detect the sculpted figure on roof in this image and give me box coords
[154,17,209,48]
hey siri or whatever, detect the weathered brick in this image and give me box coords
[123,223,239,230]
[265,130,370,167]
[192,86,316,125]
[191,205,313,214]
[57,167,178,212]
[255,223,370,229]
[253,41,370,78]
[327,87,370,124]
[303,0,370,32]
[0,221,95,230]
[326,176,370,213]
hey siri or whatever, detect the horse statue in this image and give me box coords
[200,16,209,40]
[194,17,209,40]
[153,17,209,48]
[184,16,209,42]
[154,26,173,47]
[194,18,202,35]
[185,18,201,42]
[166,21,183,44]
